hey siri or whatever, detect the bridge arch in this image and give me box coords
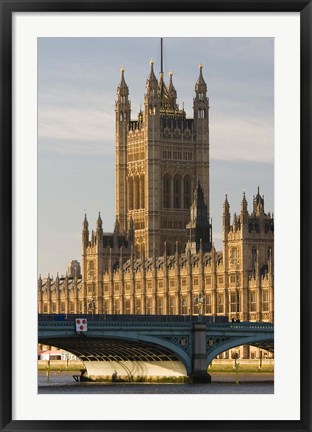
[39,333,192,379]
[206,334,274,366]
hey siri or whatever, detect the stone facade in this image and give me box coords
[38,189,273,324]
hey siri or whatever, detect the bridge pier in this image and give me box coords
[190,323,211,383]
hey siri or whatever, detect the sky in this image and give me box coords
[38,37,274,277]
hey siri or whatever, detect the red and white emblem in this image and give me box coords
[75,318,87,332]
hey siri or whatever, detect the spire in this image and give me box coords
[241,191,248,212]
[168,71,177,99]
[96,211,103,230]
[223,193,230,213]
[195,64,207,95]
[82,213,89,248]
[83,213,89,231]
[253,186,264,214]
[146,59,157,86]
[117,66,129,97]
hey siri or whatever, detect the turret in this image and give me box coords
[96,211,103,241]
[168,71,177,108]
[145,59,158,98]
[253,186,265,216]
[145,59,161,122]
[116,66,131,132]
[82,213,89,249]
[223,194,230,233]
[115,67,131,234]
[240,191,248,225]
[194,64,209,130]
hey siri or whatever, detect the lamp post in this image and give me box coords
[86,297,96,315]
[233,352,239,384]
[194,292,205,321]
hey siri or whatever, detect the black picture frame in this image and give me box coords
[1,1,311,431]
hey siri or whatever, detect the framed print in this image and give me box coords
[1,1,311,431]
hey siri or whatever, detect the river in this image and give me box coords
[38,371,273,394]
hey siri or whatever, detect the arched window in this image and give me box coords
[140,176,145,209]
[183,175,191,209]
[134,177,140,209]
[198,109,205,119]
[128,177,134,210]
[173,175,181,209]
[135,244,141,259]
[163,174,171,209]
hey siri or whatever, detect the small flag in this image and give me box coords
[75,318,87,332]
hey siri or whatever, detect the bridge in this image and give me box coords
[38,314,274,383]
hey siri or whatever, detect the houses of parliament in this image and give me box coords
[38,48,274,359]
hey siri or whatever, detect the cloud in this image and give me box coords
[211,113,274,163]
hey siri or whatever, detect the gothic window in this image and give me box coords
[250,292,257,312]
[146,298,153,314]
[134,177,140,209]
[217,294,224,313]
[163,174,171,209]
[262,290,269,311]
[135,298,142,314]
[157,297,164,315]
[252,248,257,269]
[173,175,181,209]
[183,175,191,209]
[169,297,175,315]
[181,297,188,314]
[205,276,211,286]
[79,301,83,313]
[114,299,120,314]
[124,299,131,314]
[230,292,238,313]
[205,294,212,314]
[128,177,134,210]
[198,109,205,119]
[231,247,238,266]
[198,93,204,100]
[119,112,123,121]
[268,247,272,260]
[140,176,145,208]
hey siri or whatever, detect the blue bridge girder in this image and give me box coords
[38,314,274,381]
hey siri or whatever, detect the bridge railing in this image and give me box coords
[38,314,228,324]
